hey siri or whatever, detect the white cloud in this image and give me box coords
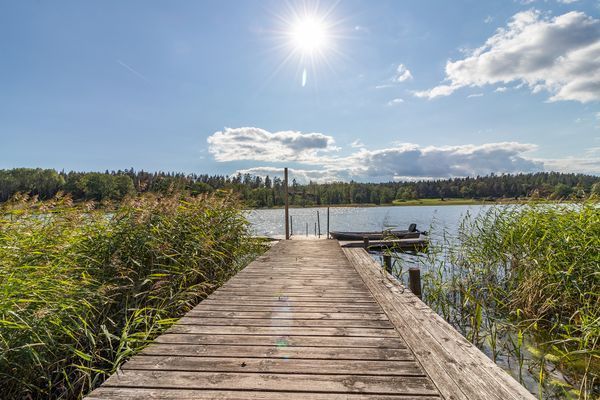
[211,127,598,182]
[416,10,600,103]
[538,156,600,174]
[394,64,413,82]
[339,142,542,180]
[387,98,405,106]
[350,139,365,148]
[467,93,484,98]
[557,0,579,4]
[484,16,493,24]
[376,63,413,89]
[207,127,338,163]
[414,84,459,99]
[218,134,544,181]
[495,87,508,92]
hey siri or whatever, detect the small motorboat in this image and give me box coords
[330,224,426,241]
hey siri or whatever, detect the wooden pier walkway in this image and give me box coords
[87,240,534,400]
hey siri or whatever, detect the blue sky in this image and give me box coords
[1,0,599,182]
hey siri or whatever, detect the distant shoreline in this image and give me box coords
[246,197,580,210]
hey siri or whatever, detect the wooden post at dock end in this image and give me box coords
[290,215,293,236]
[306,222,308,237]
[284,168,289,240]
[383,255,392,274]
[317,211,321,238]
[409,267,422,299]
[327,207,330,239]
[363,237,370,250]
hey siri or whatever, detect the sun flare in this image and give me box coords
[270,4,342,88]
[290,16,329,54]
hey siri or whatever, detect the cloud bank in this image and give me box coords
[415,10,600,103]
[206,127,559,183]
[338,142,542,181]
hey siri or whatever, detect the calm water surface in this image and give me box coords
[246,205,492,238]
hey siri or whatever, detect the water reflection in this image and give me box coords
[246,205,492,239]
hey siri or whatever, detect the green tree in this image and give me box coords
[114,175,135,199]
[552,183,572,199]
[78,173,116,201]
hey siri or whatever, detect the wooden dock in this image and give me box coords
[87,240,534,400]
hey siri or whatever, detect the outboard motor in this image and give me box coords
[408,223,417,233]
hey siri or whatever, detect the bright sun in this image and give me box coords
[275,6,340,87]
[290,16,329,54]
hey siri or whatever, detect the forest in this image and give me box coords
[0,168,598,207]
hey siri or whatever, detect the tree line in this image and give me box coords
[0,168,598,206]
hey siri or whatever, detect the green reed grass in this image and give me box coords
[389,201,598,399]
[0,192,264,399]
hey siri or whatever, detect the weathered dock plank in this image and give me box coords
[87,388,442,400]
[86,240,533,400]
[185,310,388,320]
[98,371,440,395]
[343,247,535,400]
[141,343,415,360]
[177,316,393,328]
[153,334,408,348]
[121,356,425,375]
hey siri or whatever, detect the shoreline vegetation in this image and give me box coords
[389,201,599,399]
[0,193,264,399]
[1,168,598,208]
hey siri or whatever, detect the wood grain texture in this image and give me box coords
[177,316,394,328]
[343,247,536,400]
[101,370,439,395]
[87,388,441,400]
[140,344,415,360]
[153,334,408,348]
[122,356,425,375]
[185,310,389,320]
[86,239,532,400]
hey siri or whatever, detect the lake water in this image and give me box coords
[246,204,493,239]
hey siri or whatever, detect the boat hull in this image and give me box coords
[330,230,422,241]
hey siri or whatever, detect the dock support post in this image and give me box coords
[284,168,289,240]
[317,211,321,238]
[306,222,308,237]
[409,267,422,299]
[290,216,293,237]
[363,237,370,250]
[327,207,330,239]
[383,255,392,274]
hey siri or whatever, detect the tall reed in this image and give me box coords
[0,192,263,399]
[389,201,598,399]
